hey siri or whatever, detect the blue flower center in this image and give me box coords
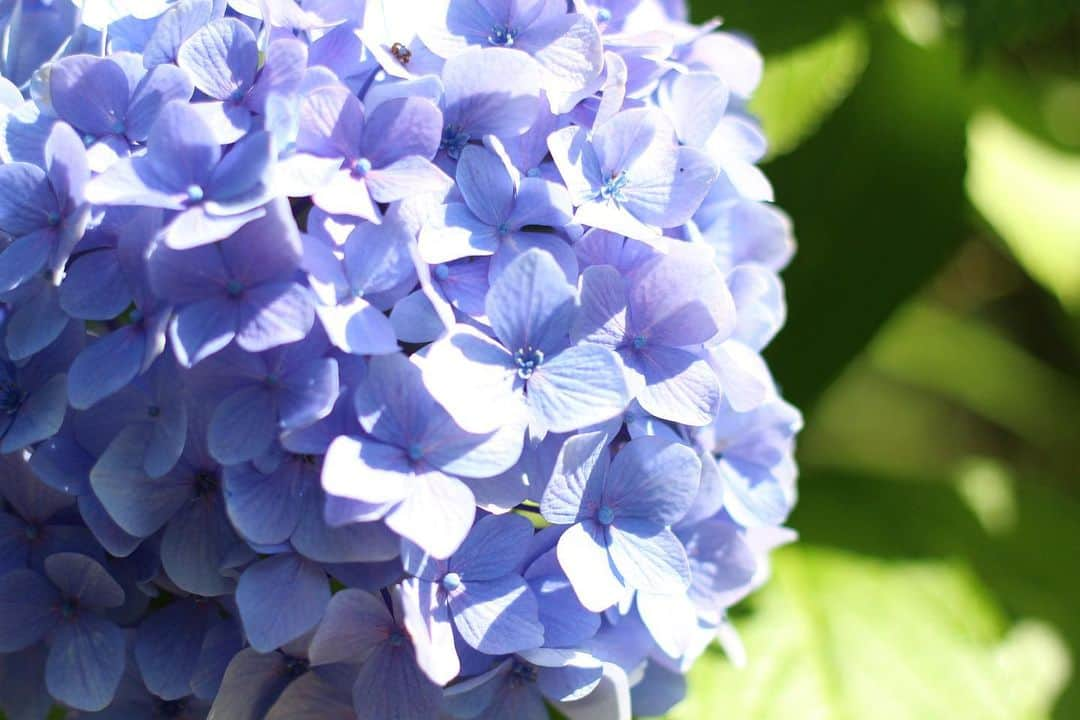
[157,699,188,718]
[497,222,511,235]
[597,505,615,525]
[284,655,309,678]
[226,280,244,297]
[265,373,280,388]
[407,443,424,462]
[194,470,217,497]
[59,598,78,620]
[229,88,246,103]
[440,125,470,160]
[0,383,22,414]
[632,335,647,350]
[352,157,373,177]
[129,308,144,324]
[526,167,541,178]
[186,184,204,203]
[24,523,39,541]
[46,211,61,226]
[514,347,544,379]
[388,630,405,647]
[82,133,96,147]
[511,660,538,683]
[147,405,161,418]
[110,119,125,135]
[488,24,517,46]
[434,263,450,280]
[596,7,613,22]
[442,572,463,592]
[599,172,629,203]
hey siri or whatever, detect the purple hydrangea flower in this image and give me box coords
[85,100,274,249]
[422,249,631,436]
[0,2,800,716]
[48,53,195,170]
[547,107,718,240]
[541,432,701,611]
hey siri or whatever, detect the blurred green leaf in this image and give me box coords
[763,19,972,411]
[789,466,1080,716]
[956,0,1078,60]
[670,545,1069,720]
[869,301,1080,460]
[966,110,1080,311]
[692,0,875,54]
[751,22,870,159]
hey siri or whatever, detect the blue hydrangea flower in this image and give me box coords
[177,19,307,144]
[48,52,194,171]
[547,107,718,241]
[422,249,631,436]
[541,432,701,611]
[295,86,450,222]
[147,197,313,368]
[573,240,736,426]
[322,352,521,558]
[0,2,800,715]
[0,552,127,711]
[85,100,274,249]
[419,144,577,281]
[419,0,605,94]
[0,122,89,294]
[399,513,545,682]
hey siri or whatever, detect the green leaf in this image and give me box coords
[751,22,870,159]
[966,110,1080,311]
[868,301,1080,460]
[783,466,1080,717]
[690,0,876,54]
[671,546,1069,720]
[958,0,1079,61]
[763,19,972,411]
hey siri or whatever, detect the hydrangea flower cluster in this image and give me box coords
[0,0,801,717]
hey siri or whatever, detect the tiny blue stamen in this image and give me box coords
[596,7,613,22]
[497,222,511,235]
[597,505,615,525]
[46,211,61,227]
[24,524,39,540]
[352,157,373,176]
[226,280,244,297]
[442,572,463,592]
[599,172,629,203]
[407,443,424,462]
[129,308,144,324]
[110,119,125,135]
[488,24,517,46]
[147,405,161,418]
[632,335,647,350]
[229,88,246,103]
[265,374,280,388]
[186,184,204,203]
[514,347,545,379]
[388,631,405,647]
[434,264,450,281]
[526,167,541,178]
[440,125,470,159]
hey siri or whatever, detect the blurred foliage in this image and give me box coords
[678,0,1080,718]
